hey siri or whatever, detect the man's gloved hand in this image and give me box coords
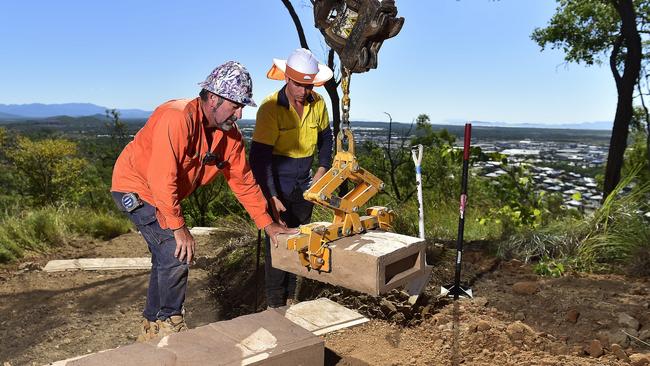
[264,222,299,248]
[173,226,196,264]
[270,196,287,227]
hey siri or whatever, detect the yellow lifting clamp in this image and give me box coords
[286,87,395,272]
[284,0,404,273]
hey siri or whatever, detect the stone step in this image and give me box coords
[272,229,427,296]
[50,298,367,366]
[189,227,228,236]
[43,258,151,272]
[271,297,368,335]
[61,310,323,366]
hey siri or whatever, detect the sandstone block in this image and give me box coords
[272,230,426,296]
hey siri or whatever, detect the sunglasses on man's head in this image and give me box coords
[203,151,228,169]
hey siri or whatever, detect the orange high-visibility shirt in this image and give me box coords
[111,97,272,230]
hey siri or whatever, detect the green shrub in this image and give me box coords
[0,207,132,263]
[0,209,63,263]
[64,209,131,240]
[533,256,566,277]
[574,168,650,271]
[498,167,650,273]
[0,228,23,262]
[497,218,585,262]
[2,216,43,251]
[27,207,66,247]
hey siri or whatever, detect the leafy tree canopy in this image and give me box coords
[531,0,624,66]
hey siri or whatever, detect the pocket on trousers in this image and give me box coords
[129,204,158,227]
[129,205,173,245]
[140,224,175,246]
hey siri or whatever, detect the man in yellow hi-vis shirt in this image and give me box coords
[250,48,334,308]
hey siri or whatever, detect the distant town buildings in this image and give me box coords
[242,123,610,211]
[474,139,608,211]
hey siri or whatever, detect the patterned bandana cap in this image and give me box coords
[198,61,256,107]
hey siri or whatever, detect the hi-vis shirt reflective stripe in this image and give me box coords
[111,98,272,230]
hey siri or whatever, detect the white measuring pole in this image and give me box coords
[411,144,425,239]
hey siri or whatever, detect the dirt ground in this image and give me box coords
[1,230,649,366]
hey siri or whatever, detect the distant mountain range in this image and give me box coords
[0,103,613,130]
[0,103,151,119]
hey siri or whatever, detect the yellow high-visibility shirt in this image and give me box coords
[253,87,329,158]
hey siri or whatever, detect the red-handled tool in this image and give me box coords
[441,123,473,300]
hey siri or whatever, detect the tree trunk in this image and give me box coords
[603,0,642,199]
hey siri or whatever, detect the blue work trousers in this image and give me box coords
[112,192,188,321]
[265,187,313,307]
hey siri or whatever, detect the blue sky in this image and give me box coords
[0,1,616,125]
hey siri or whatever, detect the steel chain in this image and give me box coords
[341,67,351,130]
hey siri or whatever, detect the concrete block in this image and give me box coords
[273,297,369,335]
[55,300,377,365]
[152,310,323,366]
[150,325,249,366]
[43,258,151,272]
[66,343,176,365]
[271,230,426,296]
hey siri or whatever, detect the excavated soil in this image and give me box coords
[1,230,649,366]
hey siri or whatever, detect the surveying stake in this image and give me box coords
[411,144,425,239]
[441,123,473,300]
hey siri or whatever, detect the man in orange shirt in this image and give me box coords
[111,61,294,340]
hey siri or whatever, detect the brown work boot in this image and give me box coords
[136,318,160,342]
[156,315,188,338]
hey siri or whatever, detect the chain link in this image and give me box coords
[341,67,351,130]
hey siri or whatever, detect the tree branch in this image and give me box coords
[281,0,309,49]
[610,34,624,87]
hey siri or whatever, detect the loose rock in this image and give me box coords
[611,344,630,362]
[629,353,650,366]
[512,281,540,295]
[380,299,398,315]
[565,308,579,324]
[601,330,630,348]
[585,339,603,358]
[619,313,640,330]
[477,320,491,331]
[506,321,536,341]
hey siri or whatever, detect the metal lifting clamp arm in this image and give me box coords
[286,127,395,273]
[304,128,391,235]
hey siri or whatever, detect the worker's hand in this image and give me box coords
[311,167,328,187]
[269,196,287,227]
[264,222,299,248]
[173,226,196,264]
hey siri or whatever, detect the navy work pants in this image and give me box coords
[112,192,188,321]
[265,187,313,308]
